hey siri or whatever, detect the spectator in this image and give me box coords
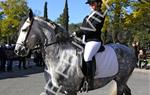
[18,57,27,70]
[132,41,140,64]
[138,49,148,69]
[33,50,44,67]
[0,45,7,72]
[6,44,13,72]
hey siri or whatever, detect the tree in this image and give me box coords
[100,0,148,45]
[104,0,131,43]
[56,0,69,31]
[134,1,150,47]
[123,0,150,47]
[0,8,4,41]
[44,1,48,20]
[68,23,81,33]
[102,0,150,46]
[0,0,29,44]
[0,11,4,20]
[0,10,4,40]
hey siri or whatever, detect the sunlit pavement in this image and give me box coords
[0,67,150,95]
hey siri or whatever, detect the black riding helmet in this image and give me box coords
[85,0,102,4]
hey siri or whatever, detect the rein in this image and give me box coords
[31,36,74,51]
[31,40,59,51]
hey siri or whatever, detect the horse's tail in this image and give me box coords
[109,81,117,95]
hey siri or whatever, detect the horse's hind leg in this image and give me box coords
[116,81,131,95]
[123,84,131,95]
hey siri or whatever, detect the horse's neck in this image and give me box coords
[45,42,73,59]
[42,35,84,80]
[39,22,79,69]
[44,42,77,68]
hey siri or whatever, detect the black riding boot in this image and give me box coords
[86,61,95,89]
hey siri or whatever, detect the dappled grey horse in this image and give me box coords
[14,9,137,95]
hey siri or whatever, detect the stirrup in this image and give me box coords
[80,80,89,93]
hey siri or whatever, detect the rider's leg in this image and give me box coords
[138,60,142,69]
[84,41,101,89]
[142,60,148,68]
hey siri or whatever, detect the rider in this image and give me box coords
[74,0,105,89]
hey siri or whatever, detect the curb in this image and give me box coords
[134,68,150,73]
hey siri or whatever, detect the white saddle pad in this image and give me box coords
[94,45,118,78]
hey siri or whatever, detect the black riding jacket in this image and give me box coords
[76,10,105,42]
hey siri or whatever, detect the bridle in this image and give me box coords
[17,17,73,51]
[23,18,34,47]
[16,17,34,48]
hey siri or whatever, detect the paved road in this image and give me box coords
[0,67,150,95]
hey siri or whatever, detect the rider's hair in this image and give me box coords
[95,1,102,12]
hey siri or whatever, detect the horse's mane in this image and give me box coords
[35,16,71,44]
[19,15,71,47]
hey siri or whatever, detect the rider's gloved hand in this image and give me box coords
[71,30,82,38]
[70,32,77,38]
[72,32,76,37]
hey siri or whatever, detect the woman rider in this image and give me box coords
[74,0,105,89]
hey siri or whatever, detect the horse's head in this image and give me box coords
[14,9,44,56]
[15,9,70,57]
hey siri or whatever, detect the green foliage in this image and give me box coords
[126,1,150,47]
[56,0,69,31]
[0,11,4,20]
[44,2,48,20]
[68,23,81,33]
[101,0,150,46]
[56,14,63,25]
[0,0,29,44]
[102,0,131,43]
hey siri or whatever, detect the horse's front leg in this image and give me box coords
[43,70,59,95]
[43,78,63,95]
[116,82,124,95]
[123,84,131,95]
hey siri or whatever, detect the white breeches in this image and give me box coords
[84,41,101,62]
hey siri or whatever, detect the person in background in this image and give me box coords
[18,56,27,70]
[138,49,148,69]
[0,45,6,72]
[132,41,140,62]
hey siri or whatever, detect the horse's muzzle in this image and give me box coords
[14,44,29,57]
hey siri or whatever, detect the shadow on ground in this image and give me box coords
[0,66,44,80]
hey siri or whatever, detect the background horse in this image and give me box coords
[14,9,137,95]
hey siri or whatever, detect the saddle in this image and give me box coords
[71,36,105,71]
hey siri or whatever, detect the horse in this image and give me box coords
[14,9,137,95]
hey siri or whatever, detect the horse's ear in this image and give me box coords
[29,9,33,20]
